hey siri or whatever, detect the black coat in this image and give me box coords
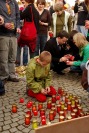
[44,37,67,63]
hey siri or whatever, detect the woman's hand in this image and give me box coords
[45,87,50,93]
[41,88,47,95]
[66,61,74,65]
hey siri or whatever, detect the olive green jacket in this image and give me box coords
[26,56,52,93]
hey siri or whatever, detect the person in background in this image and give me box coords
[0,0,21,82]
[85,13,89,41]
[66,33,89,73]
[44,30,69,75]
[20,0,39,58]
[16,0,29,66]
[74,0,89,37]
[49,1,72,37]
[35,0,51,56]
[49,0,66,16]
[26,51,56,102]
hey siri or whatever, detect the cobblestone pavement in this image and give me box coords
[0,70,89,133]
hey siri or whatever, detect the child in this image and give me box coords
[26,51,56,102]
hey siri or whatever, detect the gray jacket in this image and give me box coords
[0,0,20,36]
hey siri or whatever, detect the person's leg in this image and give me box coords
[77,25,81,33]
[40,35,47,53]
[35,35,40,56]
[8,37,18,79]
[23,45,28,66]
[70,65,82,73]
[16,45,21,66]
[0,36,9,80]
[27,89,46,102]
[80,26,88,37]
[53,62,68,73]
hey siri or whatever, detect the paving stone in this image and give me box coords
[3,125,11,130]
[17,125,25,131]
[2,131,10,133]
[4,120,12,125]
[10,122,18,128]
[22,127,31,133]
[9,127,18,133]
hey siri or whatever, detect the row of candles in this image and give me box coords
[11,87,89,129]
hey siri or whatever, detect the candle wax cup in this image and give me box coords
[27,103,31,108]
[33,110,38,116]
[56,95,60,100]
[20,98,24,103]
[42,119,46,125]
[41,115,46,120]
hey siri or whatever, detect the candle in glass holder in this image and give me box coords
[38,103,43,110]
[42,119,46,125]
[73,109,78,118]
[12,104,17,113]
[52,95,56,103]
[26,102,32,108]
[20,98,24,103]
[75,99,79,107]
[32,119,38,129]
[25,114,30,125]
[47,101,51,109]
[77,106,82,116]
[59,116,65,122]
[59,111,64,116]
[33,110,38,116]
[67,102,71,111]
[51,107,56,117]
[41,115,46,120]
[71,105,75,112]
[58,87,62,95]
[67,115,72,120]
[71,98,75,106]
[26,110,31,119]
[40,109,45,116]
[61,101,65,111]
[32,105,37,112]
[71,112,76,119]
[49,111,54,121]
[64,107,67,118]
[57,105,61,113]
[56,95,60,100]
[69,93,73,100]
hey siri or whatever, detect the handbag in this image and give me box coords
[20,7,37,43]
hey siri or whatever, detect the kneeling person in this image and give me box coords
[26,51,56,102]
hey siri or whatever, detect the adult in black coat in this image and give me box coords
[44,30,69,74]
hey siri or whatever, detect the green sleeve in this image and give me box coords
[45,65,52,88]
[73,45,89,66]
[26,64,42,93]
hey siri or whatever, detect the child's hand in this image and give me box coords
[41,89,47,95]
[45,87,50,93]
[66,61,74,65]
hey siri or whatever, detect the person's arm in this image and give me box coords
[45,65,52,88]
[73,45,89,66]
[26,63,43,93]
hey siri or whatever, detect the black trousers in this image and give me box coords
[51,62,68,73]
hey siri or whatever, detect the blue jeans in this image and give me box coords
[77,25,88,37]
[70,63,86,72]
[35,34,47,56]
[16,45,28,66]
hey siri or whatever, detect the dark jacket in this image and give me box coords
[44,37,66,63]
[74,2,88,25]
[0,0,20,36]
[20,4,39,33]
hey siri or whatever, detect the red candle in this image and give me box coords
[49,111,54,121]
[25,114,30,125]
[47,101,51,109]
[26,110,31,119]
[58,87,62,94]
[42,119,46,125]
[33,110,38,116]
[40,109,45,116]
[57,105,61,113]
[67,102,71,111]
[20,98,24,103]
[56,95,60,100]
[41,115,46,120]
[38,103,43,110]
[52,95,56,103]
[32,105,37,112]
[26,103,31,108]
[12,104,17,113]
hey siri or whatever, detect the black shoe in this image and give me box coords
[57,71,65,75]
[0,80,5,96]
[7,77,19,82]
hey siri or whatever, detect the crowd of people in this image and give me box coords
[0,0,89,101]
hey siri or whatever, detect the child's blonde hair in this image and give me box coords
[73,33,89,48]
[39,51,52,63]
